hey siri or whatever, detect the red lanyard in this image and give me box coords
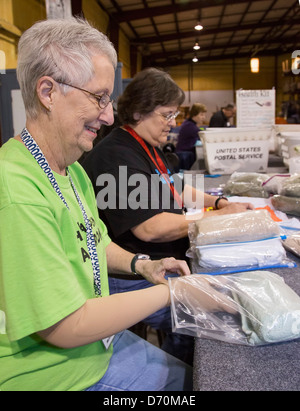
[124,125,183,209]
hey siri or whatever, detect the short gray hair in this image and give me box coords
[17,17,117,119]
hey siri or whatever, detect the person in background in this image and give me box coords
[209,103,236,127]
[0,17,196,392]
[82,68,253,365]
[175,103,207,169]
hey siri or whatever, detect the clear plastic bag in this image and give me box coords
[279,173,300,197]
[261,174,291,195]
[190,209,280,247]
[271,195,300,217]
[192,237,287,269]
[223,172,270,198]
[283,232,300,258]
[169,271,300,346]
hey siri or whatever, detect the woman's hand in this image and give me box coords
[170,275,237,315]
[136,257,190,285]
[215,201,254,215]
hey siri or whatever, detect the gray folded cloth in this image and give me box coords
[280,174,300,197]
[271,195,300,217]
[224,172,269,198]
[195,210,280,246]
[283,234,300,257]
[232,271,300,345]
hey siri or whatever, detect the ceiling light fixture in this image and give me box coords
[250,57,259,73]
[193,40,200,50]
[194,10,203,31]
[192,54,198,63]
[194,22,203,31]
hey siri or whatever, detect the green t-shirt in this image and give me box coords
[0,139,112,391]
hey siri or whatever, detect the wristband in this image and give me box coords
[215,196,228,210]
[131,253,151,275]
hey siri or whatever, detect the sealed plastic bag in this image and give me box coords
[279,173,300,197]
[169,271,300,346]
[271,195,300,217]
[193,237,286,269]
[283,233,300,258]
[261,174,291,195]
[191,209,280,246]
[223,172,269,198]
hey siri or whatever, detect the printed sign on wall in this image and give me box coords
[236,89,276,128]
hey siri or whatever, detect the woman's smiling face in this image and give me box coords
[53,54,115,162]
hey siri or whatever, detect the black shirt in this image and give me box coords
[82,127,189,261]
[209,110,231,127]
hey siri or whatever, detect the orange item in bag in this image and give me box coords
[255,206,282,222]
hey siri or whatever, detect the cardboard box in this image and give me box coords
[199,128,271,175]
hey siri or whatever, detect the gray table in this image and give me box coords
[191,171,300,391]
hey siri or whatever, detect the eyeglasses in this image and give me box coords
[57,81,113,109]
[155,110,180,122]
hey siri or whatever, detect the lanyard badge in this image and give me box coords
[20,128,114,349]
[124,125,183,208]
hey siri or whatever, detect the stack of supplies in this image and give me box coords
[271,174,300,217]
[188,209,288,272]
[223,171,300,217]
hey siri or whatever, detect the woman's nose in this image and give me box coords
[98,102,115,126]
[169,117,177,127]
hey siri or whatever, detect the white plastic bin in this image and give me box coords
[199,128,271,175]
[272,125,300,156]
[280,131,300,167]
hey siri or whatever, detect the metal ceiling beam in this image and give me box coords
[146,35,298,62]
[112,0,264,23]
[133,17,300,45]
[146,48,286,69]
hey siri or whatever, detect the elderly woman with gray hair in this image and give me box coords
[0,18,195,391]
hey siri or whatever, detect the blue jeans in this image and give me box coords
[108,277,194,365]
[85,330,193,391]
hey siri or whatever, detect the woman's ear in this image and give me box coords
[133,112,141,122]
[36,76,55,112]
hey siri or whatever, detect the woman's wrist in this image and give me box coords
[134,258,152,275]
[158,283,171,306]
[214,196,228,209]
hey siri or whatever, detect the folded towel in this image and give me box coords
[232,271,300,345]
[196,238,286,268]
[283,234,300,257]
[169,271,300,346]
[271,195,300,217]
[194,209,280,246]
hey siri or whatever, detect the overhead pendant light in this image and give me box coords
[250,57,259,73]
[194,10,203,31]
[193,40,200,50]
[192,54,198,63]
[194,22,203,31]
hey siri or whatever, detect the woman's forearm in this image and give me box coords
[131,212,189,242]
[105,241,134,274]
[38,284,170,349]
